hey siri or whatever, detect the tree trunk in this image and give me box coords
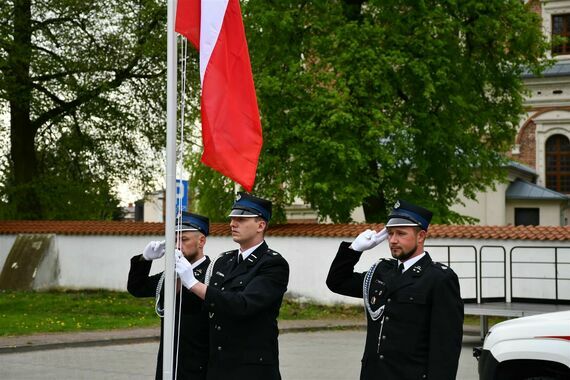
[342,0,364,21]
[362,190,389,223]
[8,0,41,219]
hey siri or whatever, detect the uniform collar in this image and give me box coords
[191,256,207,269]
[239,241,264,261]
[399,252,426,273]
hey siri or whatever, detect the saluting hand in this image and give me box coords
[350,228,388,252]
[142,240,166,261]
[174,249,198,289]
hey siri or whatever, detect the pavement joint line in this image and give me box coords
[0,322,480,354]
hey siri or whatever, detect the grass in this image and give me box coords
[0,290,500,337]
[0,289,158,336]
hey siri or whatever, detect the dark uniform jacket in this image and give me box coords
[127,254,210,380]
[326,242,463,380]
[204,241,289,380]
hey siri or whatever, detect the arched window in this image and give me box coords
[545,134,570,193]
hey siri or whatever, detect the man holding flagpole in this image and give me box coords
[175,192,289,380]
[128,212,211,379]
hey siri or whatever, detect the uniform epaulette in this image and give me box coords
[432,262,449,271]
[222,250,235,256]
[267,249,280,256]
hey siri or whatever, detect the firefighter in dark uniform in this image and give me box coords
[175,192,289,380]
[327,200,464,380]
[128,212,211,380]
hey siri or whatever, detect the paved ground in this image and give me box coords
[0,321,481,379]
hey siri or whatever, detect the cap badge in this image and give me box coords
[394,200,400,209]
[236,193,242,201]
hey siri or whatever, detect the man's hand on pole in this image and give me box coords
[142,240,166,260]
[175,249,198,289]
[350,228,388,252]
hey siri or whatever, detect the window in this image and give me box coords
[552,14,570,55]
[545,134,570,193]
[514,208,539,226]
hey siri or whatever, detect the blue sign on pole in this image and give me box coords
[176,179,189,212]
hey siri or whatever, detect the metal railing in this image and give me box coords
[510,246,570,303]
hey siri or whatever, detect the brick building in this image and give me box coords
[452,0,570,226]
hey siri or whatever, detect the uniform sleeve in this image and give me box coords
[127,254,162,298]
[326,241,366,299]
[427,270,464,380]
[204,256,289,319]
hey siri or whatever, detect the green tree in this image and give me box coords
[186,150,236,222]
[231,0,550,223]
[0,0,170,219]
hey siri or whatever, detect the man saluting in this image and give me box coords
[327,200,464,380]
[128,212,210,379]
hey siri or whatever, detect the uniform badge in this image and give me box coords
[412,265,422,274]
[236,193,242,201]
[194,268,203,276]
[371,296,376,305]
[394,200,400,209]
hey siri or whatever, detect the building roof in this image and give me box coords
[506,179,569,201]
[522,60,570,78]
[507,161,538,179]
[1,220,570,241]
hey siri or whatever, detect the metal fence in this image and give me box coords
[425,244,570,304]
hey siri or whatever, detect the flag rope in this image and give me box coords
[171,35,190,380]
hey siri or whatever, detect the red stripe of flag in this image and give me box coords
[176,0,262,192]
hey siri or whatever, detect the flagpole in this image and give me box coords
[164,0,178,378]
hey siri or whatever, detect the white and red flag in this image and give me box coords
[175,0,262,192]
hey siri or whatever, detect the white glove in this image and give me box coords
[142,240,166,261]
[175,249,198,289]
[350,228,388,252]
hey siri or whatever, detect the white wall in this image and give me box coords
[451,183,508,225]
[1,233,569,305]
[506,200,563,226]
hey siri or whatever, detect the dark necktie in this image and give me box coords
[398,263,405,275]
[237,253,243,264]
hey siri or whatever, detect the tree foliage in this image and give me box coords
[226,0,550,223]
[0,0,168,219]
[3,0,550,223]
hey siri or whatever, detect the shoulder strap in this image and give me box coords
[205,254,223,285]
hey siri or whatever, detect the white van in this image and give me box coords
[473,310,570,380]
